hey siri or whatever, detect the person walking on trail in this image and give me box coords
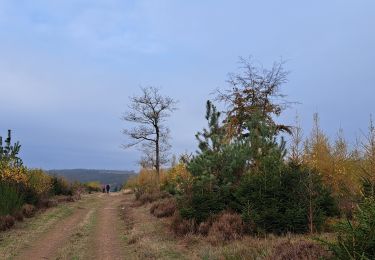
[106,184,110,194]
[102,184,106,193]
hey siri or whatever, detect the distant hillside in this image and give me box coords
[47,169,135,190]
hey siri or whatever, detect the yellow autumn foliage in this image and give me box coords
[125,168,159,194]
[161,163,193,194]
[0,165,28,185]
[27,169,52,197]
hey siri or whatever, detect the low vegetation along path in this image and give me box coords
[0,193,126,260]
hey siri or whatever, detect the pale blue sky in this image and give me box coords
[0,1,374,170]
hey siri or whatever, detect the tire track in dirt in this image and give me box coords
[14,205,91,260]
[92,193,125,260]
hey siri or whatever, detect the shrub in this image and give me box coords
[171,213,196,236]
[37,199,58,209]
[0,215,15,231]
[150,198,176,218]
[177,178,229,224]
[0,182,24,216]
[13,211,24,222]
[234,164,338,234]
[0,165,28,186]
[138,191,170,205]
[27,169,52,201]
[197,221,211,236]
[207,212,244,245]
[22,204,36,218]
[160,163,193,195]
[125,169,161,199]
[324,198,375,259]
[22,169,52,204]
[270,240,331,260]
[51,175,73,196]
[84,181,102,193]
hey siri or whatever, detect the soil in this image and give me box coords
[14,193,125,260]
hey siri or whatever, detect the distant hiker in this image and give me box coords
[102,184,106,193]
[106,184,110,194]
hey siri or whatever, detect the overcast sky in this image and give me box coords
[0,0,374,170]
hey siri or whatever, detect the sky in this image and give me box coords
[0,0,374,171]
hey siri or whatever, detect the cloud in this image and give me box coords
[0,0,168,55]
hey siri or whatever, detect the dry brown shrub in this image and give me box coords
[197,221,212,236]
[207,212,244,245]
[5,215,15,228]
[13,211,24,222]
[139,193,156,204]
[170,212,195,236]
[56,196,68,203]
[270,240,331,260]
[138,191,171,205]
[37,199,49,208]
[38,199,58,208]
[0,215,15,231]
[47,199,58,208]
[0,217,5,231]
[150,198,176,218]
[22,204,36,218]
[66,196,75,202]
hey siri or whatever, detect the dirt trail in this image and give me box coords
[12,193,126,260]
[92,193,125,260]
[15,205,91,260]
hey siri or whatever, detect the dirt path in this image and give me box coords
[92,193,125,260]
[14,204,91,260]
[9,193,125,260]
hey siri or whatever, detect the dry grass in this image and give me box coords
[120,193,335,260]
[268,240,332,260]
[0,215,15,231]
[150,198,176,218]
[207,212,244,245]
[37,198,58,209]
[54,207,98,260]
[138,191,171,205]
[21,204,36,218]
[13,211,24,222]
[170,212,196,236]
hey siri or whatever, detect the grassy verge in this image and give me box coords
[0,195,95,259]
[121,197,191,259]
[120,194,334,260]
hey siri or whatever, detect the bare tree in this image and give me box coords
[289,112,304,164]
[216,57,292,137]
[122,87,177,180]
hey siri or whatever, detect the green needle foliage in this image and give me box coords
[0,182,24,216]
[324,198,375,259]
[0,130,23,167]
[177,100,337,234]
